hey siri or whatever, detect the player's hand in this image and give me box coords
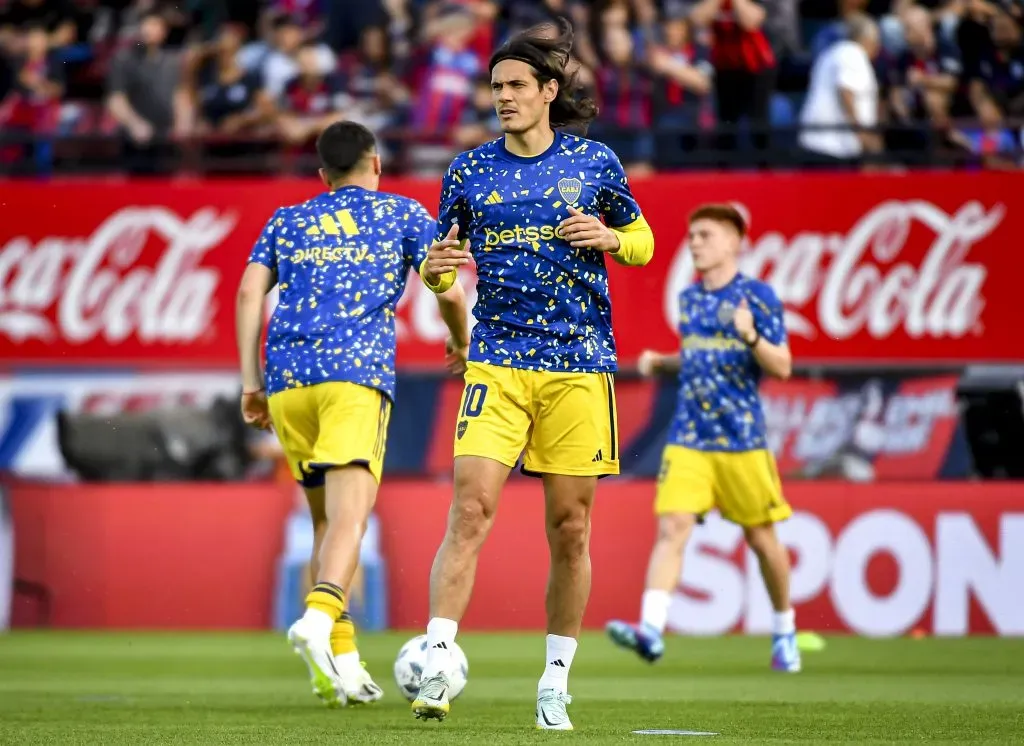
[241,390,271,430]
[558,206,620,252]
[733,298,757,344]
[445,336,469,376]
[637,349,662,378]
[424,224,472,283]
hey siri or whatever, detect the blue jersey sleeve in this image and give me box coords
[404,200,436,272]
[248,208,283,271]
[436,160,470,242]
[596,148,643,228]
[748,283,787,346]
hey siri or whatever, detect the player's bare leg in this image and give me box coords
[289,466,380,707]
[414,455,511,721]
[644,513,697,626]
[542,475,595,637]
[533,474,596,731]
[745,523,801,672]
[302,484,384,704]
[607,512,695,663]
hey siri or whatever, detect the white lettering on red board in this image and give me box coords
[666,200,1003,342]
[669,510,1024,637]
[0,207,235,346]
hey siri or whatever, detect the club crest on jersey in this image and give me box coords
[457,420,468,439]
[717,301,736,326]
[557,178,582,205]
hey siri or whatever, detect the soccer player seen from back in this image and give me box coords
[605,203,802,673]
[411,18,655,731]
[235,120,470,708]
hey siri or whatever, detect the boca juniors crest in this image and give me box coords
[557,177,582,205]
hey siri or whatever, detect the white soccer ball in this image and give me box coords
[393,634,469,702]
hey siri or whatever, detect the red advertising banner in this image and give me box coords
[8,479,1023,635]
[762,374,962,481]
[0,172,1020,368]
[375,481,1024,637]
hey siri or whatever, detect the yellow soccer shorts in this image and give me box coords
[268,381,392,487]
[655,445,792,527]
[453,362,619,477]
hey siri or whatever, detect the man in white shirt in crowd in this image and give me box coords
[799,14,883,167]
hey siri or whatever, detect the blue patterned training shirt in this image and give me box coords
[668,274,787,452]
[248,186,434,400]
[436,131,643,372]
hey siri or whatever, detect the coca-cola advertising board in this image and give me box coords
[0,173,1018,368]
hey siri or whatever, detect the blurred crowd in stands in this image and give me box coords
[0,0,1022,175]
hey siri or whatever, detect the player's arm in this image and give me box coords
[236,261,276,393]
[640,350,682,376]
[735,291,792,380]
[436,281,470,349]
[405,201,471,373]
[436,282,471,375]
[235,212,280,429]
[747,332,791,380]
[607,215,655,267]
[560,148,654,266]
[421,162,472,293]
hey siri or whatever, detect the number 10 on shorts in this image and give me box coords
[461,383,488,418]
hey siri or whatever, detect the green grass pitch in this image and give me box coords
[1,631,1022,744]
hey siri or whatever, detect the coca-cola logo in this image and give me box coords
[0,206,236,346]
[666,200,1003,341]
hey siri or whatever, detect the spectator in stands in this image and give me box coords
[270,0,325,33]
[761,0,803,65]
[409,4,480,141]
[422,0,500,68]
[238,12,335,103]
[685,0,777,154]
[954,3,1024,166]
[106,8,192,173]
[322,0,389,53]
[191,23,274,138]
[887,5,961,129]
[808,0,869,58]
[117,0,191,48]
[336,25,409,131]
[0,0,77,51]
[967,3,1024,125]
[452,74,501,148]
[379,0,414,71]
[799,14,883,166]
[592,23,655,174]
[648,12,715,162]
[278,42,346,144]
[503,0,587,35]
[0,22,63,163]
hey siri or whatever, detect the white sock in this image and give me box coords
[538,634,578,694]
[640,589,671,634]
[300,608,335,640]
[422,617,458,679]
[773,609,796,635]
